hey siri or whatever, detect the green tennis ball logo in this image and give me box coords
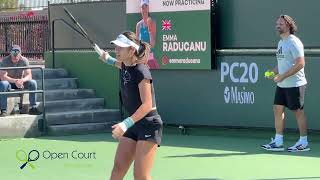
[264,71,275,78]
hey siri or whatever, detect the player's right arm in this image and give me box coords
[272,66,278,74]
[99,51,121,69]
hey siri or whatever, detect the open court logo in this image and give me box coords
[15,149,97,170]
[16,149,40,170]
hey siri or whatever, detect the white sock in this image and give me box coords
[299,136,308,144]
[274,134,283,145]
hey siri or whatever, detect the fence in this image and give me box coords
[0,13,49,60]
[0,0,114,11]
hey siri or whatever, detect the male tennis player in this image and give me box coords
[261,15,309,152]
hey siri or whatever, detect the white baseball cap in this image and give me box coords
[110,34,140,51]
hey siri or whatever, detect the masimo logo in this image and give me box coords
[224,86,255,104]
[221,62,258,105]
[224,86,230,103]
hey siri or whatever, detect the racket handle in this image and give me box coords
[20,162,27,169]
[93,44,103,56]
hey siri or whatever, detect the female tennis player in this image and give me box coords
[99,31,163,180]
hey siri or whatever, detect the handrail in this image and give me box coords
[216,48,320,56]
[0,66,46,134]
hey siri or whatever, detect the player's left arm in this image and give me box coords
[111,79,153,139]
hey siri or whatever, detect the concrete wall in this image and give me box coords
[154,51,319,130]
[216,0,320,48]
[45,0,320,130]
[45,50,320,130]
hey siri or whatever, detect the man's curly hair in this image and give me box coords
[279,15,297,34]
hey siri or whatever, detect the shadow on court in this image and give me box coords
[166,152,251,158]
[162,127,320,159]
[35,126,320,159]
[178,179,221,180]
[254,177,320,180]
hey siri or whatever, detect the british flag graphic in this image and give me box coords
[162,20,172,31]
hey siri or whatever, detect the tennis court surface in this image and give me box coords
[1,127,320,180]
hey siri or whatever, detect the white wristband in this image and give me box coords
[118,122,128,132]
[118,117,135,132]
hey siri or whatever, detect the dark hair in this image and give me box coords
[280,14,297,34]
[122,31,150,64]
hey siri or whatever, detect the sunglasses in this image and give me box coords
[10,49,20,56]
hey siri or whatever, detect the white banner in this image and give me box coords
[126,0,210,13]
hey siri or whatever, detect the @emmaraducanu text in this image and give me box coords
[42,150,96,160]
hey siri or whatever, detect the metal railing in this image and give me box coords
[0,66,46,134]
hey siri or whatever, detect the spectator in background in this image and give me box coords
[0,45,41,116]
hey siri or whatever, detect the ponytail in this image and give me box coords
[121,31,151,65]
[135,41,150,65]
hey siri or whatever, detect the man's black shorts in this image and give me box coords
[123,114,163,146]
[274,85,306,110]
